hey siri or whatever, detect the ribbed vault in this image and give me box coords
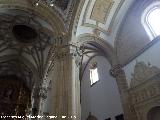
[0,6,64,92]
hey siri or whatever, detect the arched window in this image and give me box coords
[147,8,160,37]
[142,2,160,40]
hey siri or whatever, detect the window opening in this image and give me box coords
[89,62,99,86]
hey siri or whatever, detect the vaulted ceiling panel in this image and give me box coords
[76,0,125,46]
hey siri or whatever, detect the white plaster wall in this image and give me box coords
[116,0,157,65]
[124,38,160,87]
[81,56,123,120]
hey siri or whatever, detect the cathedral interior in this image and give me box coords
[0,0,160,120]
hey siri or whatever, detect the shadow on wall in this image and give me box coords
[86,112,97,120]
[147,106,160,120]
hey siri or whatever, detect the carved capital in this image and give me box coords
[45,41,84,76]
[53,42,84,65]
[110,64,124,77]
[69,42,84,67]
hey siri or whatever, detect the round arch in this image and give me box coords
[76,34,118,80]
[77,34,117,65]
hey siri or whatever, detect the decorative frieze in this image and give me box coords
[91,0,114,24]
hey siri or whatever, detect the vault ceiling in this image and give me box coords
[76,0,124,46]
[75,0,134,47]
[76,0,157,66]
[0,10,56,88]
[0,0,78,89]
[32,0,77,31]
[0,59,33,89]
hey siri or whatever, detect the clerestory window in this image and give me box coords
[142,3,160,40]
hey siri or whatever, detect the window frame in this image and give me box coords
[89,62,99,86]
[141,2,160,40]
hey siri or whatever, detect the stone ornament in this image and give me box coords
[128,61,160,120]
[130,62,160,87]
[91,0,114,24]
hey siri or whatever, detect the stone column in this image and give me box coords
[110,64,137,120]
[30,85,41,120]
[38,76,52,120]
[38,86,48,116]
[47,42,81,119]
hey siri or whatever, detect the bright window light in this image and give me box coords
[148,8,160,36]
[90,67,99,85]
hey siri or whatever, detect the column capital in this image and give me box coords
[110,64,124,77]
[51,42,84,67]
